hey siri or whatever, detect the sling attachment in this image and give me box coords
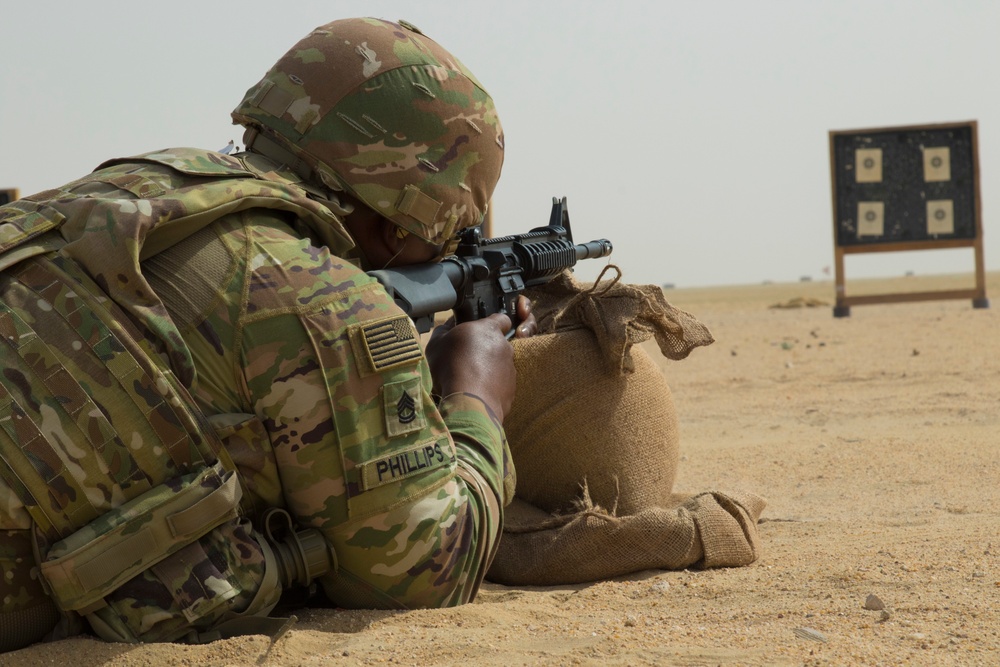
[261,508,338,589]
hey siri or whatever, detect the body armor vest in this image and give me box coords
[0,148,345,649]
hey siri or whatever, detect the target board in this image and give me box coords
[828,121,987,316]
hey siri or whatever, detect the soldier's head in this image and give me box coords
[232,17,504,265]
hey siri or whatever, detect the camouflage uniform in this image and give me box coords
[0,19,514,650]
[135,149,515,609]
[0,149,513,640]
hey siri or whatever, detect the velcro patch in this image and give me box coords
[396,184,442,226]
[360,439,454,490]
[360,316,422,372]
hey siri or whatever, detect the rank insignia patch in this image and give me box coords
[382,377,426,437]
[360,315,422,372]
[397,391,416,423]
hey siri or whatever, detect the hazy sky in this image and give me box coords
[3,1,999,287]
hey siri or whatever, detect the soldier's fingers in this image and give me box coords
[490,312,513,332]
[513,296,536,338]
[514,314,537,339]
[516,295,532,320]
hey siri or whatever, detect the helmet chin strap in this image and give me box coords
[380,239,408,270]
[335,208,402,272]
[373,217,411,270]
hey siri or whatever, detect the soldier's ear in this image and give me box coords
[379,218,407,253]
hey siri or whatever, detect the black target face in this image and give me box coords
[832,124,977,246]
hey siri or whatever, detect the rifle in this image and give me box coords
[368,197,613,335]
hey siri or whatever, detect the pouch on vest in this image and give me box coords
[38,462,282,643]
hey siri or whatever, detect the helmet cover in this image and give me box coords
[232,18,505,248]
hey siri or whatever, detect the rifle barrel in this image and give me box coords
[576,239,613,260]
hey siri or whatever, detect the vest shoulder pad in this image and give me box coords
[96,148,253,178]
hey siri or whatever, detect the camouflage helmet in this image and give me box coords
[232,18,505,250]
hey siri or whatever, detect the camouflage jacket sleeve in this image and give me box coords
[437,391,516,525]
[164,213,513,609]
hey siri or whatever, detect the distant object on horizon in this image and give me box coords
[662,282,675,290]
[800,276,812,282]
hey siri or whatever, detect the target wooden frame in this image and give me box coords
[828,120,987,317]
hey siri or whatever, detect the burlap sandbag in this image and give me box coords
[503,327,680,516]
[487,268,766,586]
[492,490,767,585]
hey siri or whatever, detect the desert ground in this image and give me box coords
[7,271,1000,666]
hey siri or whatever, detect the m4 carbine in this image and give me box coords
[368,197,613,334]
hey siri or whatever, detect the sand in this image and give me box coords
[7,272,1000,666]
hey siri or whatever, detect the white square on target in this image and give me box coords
[923,147,951,182]
[927,199,954,235]
[855,148,883,183]
[857,201,884,237]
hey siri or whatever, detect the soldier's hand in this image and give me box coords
[426,313,516,421]
[513,295,537,339]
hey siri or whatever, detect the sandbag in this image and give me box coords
[504,328,680,516]
[489,268,765,585]
[489,491,766,586]
[503,267,713,516]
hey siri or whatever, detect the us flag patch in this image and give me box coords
[361,316,422,371]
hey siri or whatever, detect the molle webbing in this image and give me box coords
[0,251,230,544]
